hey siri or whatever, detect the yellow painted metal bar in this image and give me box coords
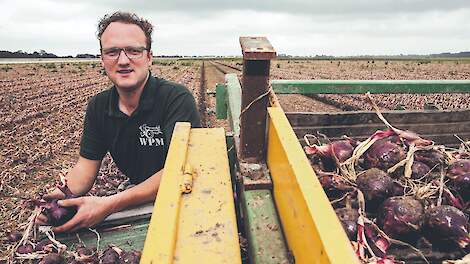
[141,122,191,264]
[141,124,241,264]
[174,128,241,263]
[266,107,359,264]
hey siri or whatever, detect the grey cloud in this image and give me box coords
[2,0,469,56]
[64,0,470,16]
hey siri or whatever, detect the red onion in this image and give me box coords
[121,250,141,264]
[101,247,121,264]
[356,168,394,212]
[411,161,431,179]
[377,196,424,241]
[449,173,470,202]
[35,238,53,252]
[448,159,470,179]
[75,244,98,263]
[317,171,352,200]
[363,139,405,172]
[36,181,78,227]
[424,205,469,249]
[39,253,63,264]
[7,231,22,243]
[414,149,445,169]
[42,200,77,227]
[16,244,34,254]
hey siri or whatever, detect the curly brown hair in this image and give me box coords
[97,11,154,50]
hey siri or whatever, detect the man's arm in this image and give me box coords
[53,168,163,232]
[107,169,163,212]
[67,156,102,195]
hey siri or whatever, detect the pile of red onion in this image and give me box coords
[305,127,470,262]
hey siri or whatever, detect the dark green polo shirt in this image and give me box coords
[79,74,201,184]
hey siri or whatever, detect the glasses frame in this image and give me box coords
[101,46,149,60]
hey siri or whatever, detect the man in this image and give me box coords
[37,12,201,232]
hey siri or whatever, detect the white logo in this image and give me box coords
[139,124,164,146]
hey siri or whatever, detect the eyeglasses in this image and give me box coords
[101,46,148,60]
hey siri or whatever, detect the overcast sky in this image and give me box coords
[1,0,469,56]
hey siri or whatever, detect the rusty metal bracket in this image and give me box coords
[238,162,272,190]
[239,36,277,162]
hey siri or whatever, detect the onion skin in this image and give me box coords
[335,207,359,240]
[363,223,391,257]
[395,129,433,147]
[356,168,394,212]
[304,139,355,171]
[363,139,406,171]
[377,196,424,241]
[424,205,470,249]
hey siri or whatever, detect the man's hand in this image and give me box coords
[52,196,114,233]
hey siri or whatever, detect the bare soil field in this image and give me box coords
[1,58,470,261]
[217,59,470,111]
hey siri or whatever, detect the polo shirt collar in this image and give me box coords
[108,71,157,117]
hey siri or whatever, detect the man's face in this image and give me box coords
[100,22,152,92]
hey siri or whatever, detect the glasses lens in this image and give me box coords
[124,47,145,59]
[102,48,121,60]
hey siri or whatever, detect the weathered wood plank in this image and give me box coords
[286,110,470,126]
[295,133,470,147]
[292,121,470,138]
[285,110,470,146]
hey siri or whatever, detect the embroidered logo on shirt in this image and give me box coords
[139,124,164,146]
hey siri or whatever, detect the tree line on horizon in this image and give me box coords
[0,50,98,59]
[1,49,469,59]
